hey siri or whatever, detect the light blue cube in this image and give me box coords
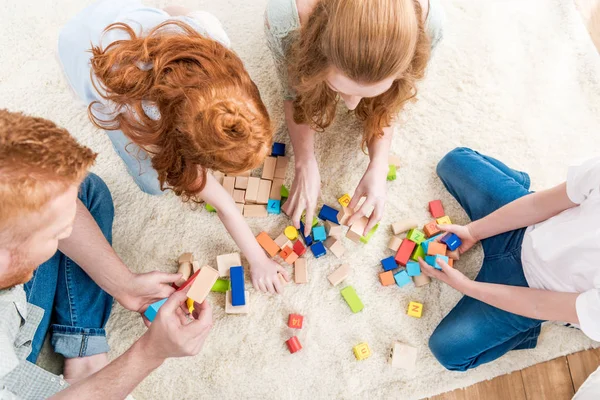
[406,261,421,276]
[312,225,327,242]
[144,298,167,322]
[425,255,449,271]
[394,270,412,287]
[267,199,281,214]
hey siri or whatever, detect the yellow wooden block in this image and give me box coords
[186,298,195,314]
[353,342,371,361]
[284,225,298,240]
[436,216,452,225]
[338,194,351,208]
[407,301,423,318]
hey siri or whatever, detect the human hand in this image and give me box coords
[282,157,321,236]
[437,223,479,254]
[141,290,213,362]
[418,257,473,294]
[347,162,388,235]
[117,271,181,315]
[248,254,290,294]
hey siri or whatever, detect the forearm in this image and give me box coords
[366,126,393,170]
[464,281,579,323]
[50,336,162,399]
[284,100,315,165]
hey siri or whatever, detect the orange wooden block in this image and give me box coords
[379,271,395,286]
[284,251,299,264]
[262,156,277,180]
[423,221,442,238]
[245,177,260,203]
[427,242,447,256]
[279,245,293,260]
[448,258,454,267]
[256,179,272,205]
[256,232,280,257]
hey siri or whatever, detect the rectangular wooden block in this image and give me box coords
[392,219,418,235]
[234,176,249,190]
[233,189,246,204]
[256,231,280,257]
[191,260,201,273]
[389,342,417,370]
[225,290,249,314]
[341,286,364,313]
[346,216,368,243]
[222,176,235,197]
[243,204,267,217]
[337,206,354,226]
[238,170,252,177]
[216,252,241,277]
[427,241,447,256]
[274,156,289,179]
[388,236,402,252]
[261,156,277,180]
[328,264,350,286]
[245,177,261,203]
[256,179,272,205]
[395,239,416,266]
[179,252,194,264]
[230,266,245,306]
[187,266,219,304]
[295,258,308,283]
[324,221,342,238]
[270,178,284,200]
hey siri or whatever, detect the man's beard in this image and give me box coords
[0,249,37,289]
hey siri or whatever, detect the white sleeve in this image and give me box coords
[184,11,231,48]
[576,289,600,341]
[567,157,600,204]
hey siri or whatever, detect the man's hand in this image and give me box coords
[347,162,387,235]
[248,254,289,294]
[418,257,473,293]
[117,271,182,314]
[282,157,321,236]
[437,223,479,254]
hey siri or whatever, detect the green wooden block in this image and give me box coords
[281,185,290,198]
[341,286,364,313]
[406,229,425,244]
[387,165,397,181]
[205,203,217,213]
[410,244,426,261]
[301,213,318,227]
[211,278,230,293]
[359,223,380,244]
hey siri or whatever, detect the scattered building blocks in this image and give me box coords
[406,261,421,276]
[425,255,449,270]
[279,245,294,261]
[328,264,350,286]
[311,241,327,258]
[440,233,462,251]
[225,290,249,314]
[274,233,290,248]
[346,216,368,243]
[293,240,307,257]
[318,204,340,223]
[407,301,423,318]
[256,231,280,257]
[245,177,260,203]
[284,251,299,264]
[144,298,167,322]
[353,343,371,361]
[274,156,289,179]
[223,176,235,197]
[205,203,217,212]
[324,221,342,238]
[257,179,272,205]
[262,156,277,180]
[381,256,398,272]
[233,189,246,204]
[270,178,284,200]
[423,221,442,238]
[413,274,431,287]
[436,215,452,225]
[288,314,304,329]
[388,154,402,167]
[379,271,395,286]
[406,228,426,244]
[312,225,327,242]
[284,225,298,240]
[359,223,379,244]
[235,176,249,190]
[229,266,246,306]
[281,185,289,198]
[337,206,354,226]
[267,199,281,214]
[295,258,308,283]
[427,241,447,256]
[286,336,302,354]
[387,164,397,181]
[421,234,443,253]
[392,219,418,235]
[211,278,230,292]
[395,239,416,266]
[243,204,267,217]
[447,249,460,261]
[272,142,286,157]
[389,342,417,370]
[388,236,402,252]
[394,270,412,287]
[429,200,445,218]
[187,266,219,304]
[341,286,364,313]
[217,252,242,277]
[338,194,351,207]
[410,244,426,261]
[299,221,313,246]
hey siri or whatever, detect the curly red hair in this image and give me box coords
[89,21,272,201]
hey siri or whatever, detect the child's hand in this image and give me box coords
[418,257,473,294]
[248,255,290,294]
[437,223,479,254]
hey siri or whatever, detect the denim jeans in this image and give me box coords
[428,148,544,371]
[24,173,115,363]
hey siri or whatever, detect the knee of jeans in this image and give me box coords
[135,177,164,196]
[429,323,474,372]
[436,147,476,181]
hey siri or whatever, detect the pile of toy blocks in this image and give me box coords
[208,142,289,217]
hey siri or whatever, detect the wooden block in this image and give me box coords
[284,251,299,264]
[191,260,201,273]
[279,245,293,260]
[429,200,445,218]
[427,241,447,256]
[187,266,219,304]
[274,156,289,179]
[234,176,249,190]
[286,336,302,354]
[175,262,192,286]
[235,203,244,214]
[261,156,277,180]
[388,154,402,168]
[274,233,290,248]
[178,252,194,264]
[338,194,351,207]
[216,252,241,277]
[230,266,246,306]
[379,271,395,286]
[212,170,224,185]
[256,231,280,257]
[174,269,202,292]
[388,236,402,252]
[256,179,272,205]
[346,216,368,243]
[353,342,371,361]
[284,226,298,240]
[407,301,423,318]
[447,249,460,261]
[323,237,345,258]
[243,204,267,217]
[270,178,284,200]
[233,189,246,204]
[288,314,303,329]
[293,240,306,257]
[294,258,308,283]
[337,206,354,226]
[223,176,235,197]
[225,290,249,314]
[143,298,167,322]
[324,221,342,238]
[413,274,431,287]
[245,177,260,203]
[389,342,417,370]
[436,215,452,225]
[328,264,350,286]
[340,286,364,313]
[423,221,442,238]
[392,219,418,235]
[395,239,416,266]
[238,170,251,177]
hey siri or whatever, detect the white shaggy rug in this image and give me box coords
[2,0,600,398]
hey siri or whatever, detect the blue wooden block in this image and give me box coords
[381,256,398,272]
[406,261,421,276]
[230,266,246,306]
[318,204,339,224]
[144,298,167,322]
[272,142,286,157]
[312,225,326,242]
[267,199,281,214]
[440,233,462,251]
[299,221,313,246]
[311,241,326,258]
[421,234,443,253]
[425,255,449,270]
[393,270,412,287]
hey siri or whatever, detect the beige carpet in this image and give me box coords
[2,0,600,398]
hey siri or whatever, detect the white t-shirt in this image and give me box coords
[522,157,600,341]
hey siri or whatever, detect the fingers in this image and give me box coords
[257,280,268,293]
[437,224,457,234]
[364,200,384,235]
[161,290,189,314]
[347,190,362,210]
[304,208,315,236]
[348,196,374,227]
[273,276,283,294]
[266,280,276,295]
[291,202,304,231]
[418,257,442,279]
[141,315,152,328]
[156,272,184,284]
[277,265,290,282]
[436,258,453,272]
[175,306,188,325]
[186,301,213,336]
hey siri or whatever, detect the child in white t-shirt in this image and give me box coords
[420,147,600,371]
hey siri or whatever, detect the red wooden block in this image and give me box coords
[286,336,302,353]
[288,314,304,329]
[293,240,306,257]
[429,200,445,218]
[394,239,416,266]
[423,221,442,238]
[173,268,202,291]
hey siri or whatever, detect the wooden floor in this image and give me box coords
[429,348,600,400]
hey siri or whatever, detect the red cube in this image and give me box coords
[286,336,302,354]
[429,200,445,218]
[293,240,306,257]
[288,313,303,329]
[394,239,416,266]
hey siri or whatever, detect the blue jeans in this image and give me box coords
[428,148,544,371]
[24,173,115,363]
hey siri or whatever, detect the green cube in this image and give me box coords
[211,279,230,293]
[281,185,290,198]
[205,203,217,213]
[387,164,397,181]
[407,229,425,244]
[341,286,364,313]
[301,213,318,227]
[359,223,379,244]
[410,244,426,261]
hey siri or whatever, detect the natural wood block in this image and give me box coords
[413,274,431,287]
[223,176,235,197]
[329,239,345,258]
[392,219,418,235]
[274,233,289,248]
[225,290,249,314]
[235,176,249,190]
[179,252,194,264]
[262,156,277,180]
[245,177,261,203]
[346,216,368,243]
[256,231,280,257]
[328,264,350,286]
[388,236,402,252]
[270,178,284,200]
[295,258,308,283]
[389,342,417,370]
[447,249,460,260]
[191,260,201,273]
[175,262,192,286]
[324,221,342,238]
[243,204,267,217]
[187,266,219,303]
[256,179,272,205]
[274,156,289,179]
[216,252,241,277]
[233,189,246,204]
[337,206,354,226]
[427,242,447,256]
